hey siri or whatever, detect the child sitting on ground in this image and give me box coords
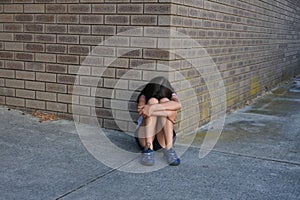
[135,76,181,166]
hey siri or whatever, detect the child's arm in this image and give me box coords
[141,94,181,118]
[151,100,181,112]
[137,95,146,115]
[152,93,181,112]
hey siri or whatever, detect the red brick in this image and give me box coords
[68,45,90,55]
[4,24,23,32]
[16,71,35,80]
[46,83,67,93]
[117,4,143,13]
[69,104,90,115]
[92,4,116,13]
[46,64,67,73]
[95,107,113,118]
[24,24,44,33]
[68,65,91,75]
[35,53,56,63]
[46,25,67,33]
[0,96,5,105]
[15,14,33,22]
[68,25,90,35]
[35,14,55,23]
[24,43,44,52]
[80,76,101,86]
[144,4,172,14]
[35,34,56,43]
[80,35,103,45]
[57,0,79,3]
[36,91,56,101]
[5,42,23,51]
[26,99,45,109]
[0,14,14,22]
[46,44,67,53]
[57,74,77,84]
[24,4,45,13]
[68,85,90,96]
[15,34,33,42]
[116,69,142,80]
[46,4,67,13]
[16,89,35,99]
[105,15,129,25]
[58,93,79,104]
[57,35,79,44]
[57,15,79,24]
[25,81,45,91]
[80,15,103,24]
[6,97,25,107]
[0,87,15,96]
[5,61,24,70]
[79,96,99,106]
[92,25,116,35]
[25,62,45,72]
[0,69,15,78]
[4,4,23,13]
[57,55,79,64]
[0,33,13,41]
[36,72,57,82]
[92,87,114,98]
[36,0,55,3]
[68,4,91,13]
[143,49,171,60]
[0,51,13,60]
[15,52,34,61]
[6,79,24,88]
[47,102,67,112]
[104,119,126,131]
[131,15,157,25]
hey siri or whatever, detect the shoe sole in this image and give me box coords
[164,155,180,166]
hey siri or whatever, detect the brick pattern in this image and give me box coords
[0,0,299,134]
[168,0,300,134]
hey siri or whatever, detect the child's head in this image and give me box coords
[140,76,175,102]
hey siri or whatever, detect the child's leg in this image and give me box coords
[137,127,155,150]
[138,97,159,150]
[156,98,177,150]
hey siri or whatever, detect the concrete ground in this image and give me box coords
[0,79,299,200]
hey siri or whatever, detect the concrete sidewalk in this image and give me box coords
[0,80,300,200]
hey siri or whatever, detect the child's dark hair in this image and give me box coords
[137,76,175,103]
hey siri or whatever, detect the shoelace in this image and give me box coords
[165,149,178,160]
[142,152,153,160]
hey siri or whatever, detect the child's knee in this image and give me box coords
[167,111,177,123]
[148,97,159,105]
[159,97,169,103]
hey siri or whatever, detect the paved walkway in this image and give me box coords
[0,79,299,200]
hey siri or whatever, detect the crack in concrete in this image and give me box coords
[185,144,300,166]
[55,156,140,200]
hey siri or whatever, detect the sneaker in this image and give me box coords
[163,148,180,166]
[141,149,155,166]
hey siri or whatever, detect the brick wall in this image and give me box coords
[168,0,300,134]
[0,0,299,134]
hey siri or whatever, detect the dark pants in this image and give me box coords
[135,128,176,151]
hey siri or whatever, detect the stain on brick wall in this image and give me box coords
[0,0,299,134]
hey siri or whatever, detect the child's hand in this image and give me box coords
[137,105,144,115]
[141,104,153,118]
